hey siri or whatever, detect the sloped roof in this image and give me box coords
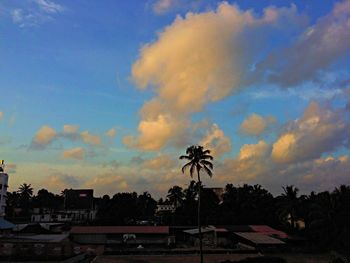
[70,226,169,234]
[0,218,15,230]
[249,225,288,239]
[183,226,228,235]
[234,232,285,245]
[0,234,68,243]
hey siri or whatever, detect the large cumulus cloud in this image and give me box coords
[125,2,302,151]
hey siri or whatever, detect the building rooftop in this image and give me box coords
[234,232,285,245]
[0,218,15,230]
[0,234,68,243]
[70,226,169,234]
[183,226,228,235]
[249,225,288,239]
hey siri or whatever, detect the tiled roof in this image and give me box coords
[70,226,169,234]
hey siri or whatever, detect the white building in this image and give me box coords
[156,204,176,213]
[0,160,9,217]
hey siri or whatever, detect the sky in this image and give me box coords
[0,0,350,198]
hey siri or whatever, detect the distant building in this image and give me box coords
[156,204,176,213]
[31,189,97,223]
[70,226,173,255]
[0,160,9,217]
[64,189,94,210]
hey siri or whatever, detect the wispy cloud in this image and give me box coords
[35,0,64,14]
[11,0,64,27]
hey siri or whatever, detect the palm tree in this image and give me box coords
[167,186,184,208]
[18,183,33,214]
[18,183,33,200]
[180,145,213,263]
[281,185,299,230]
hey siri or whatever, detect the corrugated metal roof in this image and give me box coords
[234,232,285,245]
[70,226,169,234]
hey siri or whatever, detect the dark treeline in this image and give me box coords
[5,182,350,252]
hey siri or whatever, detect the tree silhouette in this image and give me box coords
[281,185,299,230]
[167,185,184,208]
[17,183,33,215]
[18,183,33,199]
[180,145,213,263]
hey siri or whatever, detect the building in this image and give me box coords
[31,189,97,223]
[0,160,9,217]
[183,226,230,247]
[233,232,285,250]
[64,189,94,210]
[70,226,173,255]
[156,204,176,213]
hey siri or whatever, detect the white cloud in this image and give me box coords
[153,0,178,14]
[31,125,57,149]
[62,147,85,161]
[142,154,176,170]
[106,127,117,138]
[256,0,350,86]
[11,0,64,27]
[240,113,276,136]
[128,2,301,151]
[35,0,64,14]
[200,123,231,158]
[63,124,79,135]
[271,101,350,163]
[80,131,101,146]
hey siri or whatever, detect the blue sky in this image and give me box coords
[0,0,350,198]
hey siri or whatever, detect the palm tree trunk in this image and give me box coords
[197,169,203,263]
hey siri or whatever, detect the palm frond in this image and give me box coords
[202,149,211,155]
[179,155,191,160]
[201,154,213,160]
[200,160,213,170]
[181,161,193,174]
[189,163,196,178]
[202,164,213,177]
